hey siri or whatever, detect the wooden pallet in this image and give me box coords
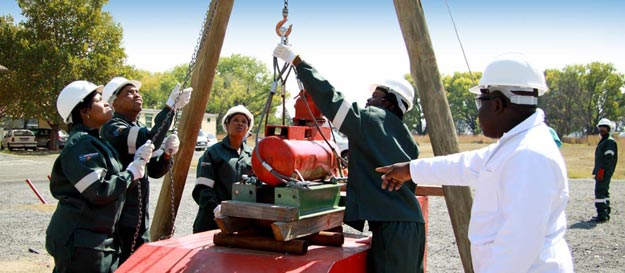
[213,200,345,254]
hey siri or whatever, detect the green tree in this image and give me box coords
[0,15,25,120]
[542,63,625,136]
[404,76,426,135]
[541,66,585,136]
[0,0,126,149]
[207,54,277,134]
[443,72,481,135]
[127,55,280,135]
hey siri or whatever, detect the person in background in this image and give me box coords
[591,118,618,223]
[273,44,425,273]
[546,122,562,148]
[192,105,254,233]
[376,53,574,272]
[101,77,192,264]
[46,80,153,273]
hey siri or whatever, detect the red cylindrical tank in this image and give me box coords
[252,136,338,186]
[292,90,323,126]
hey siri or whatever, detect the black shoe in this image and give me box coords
[590,216,609,223]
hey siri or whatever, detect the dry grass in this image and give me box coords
[413,135,624,180]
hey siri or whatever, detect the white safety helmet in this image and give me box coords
[102,76,142,104]
[57,80,104,124]
[469,53,548,105]
[369,79,415,113]
[222,105,254,133]
[597,118,614,132]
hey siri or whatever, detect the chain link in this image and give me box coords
[150,0,219,143]
[282,0,288,18]
[130,180,143,254]
[128,0,221,248]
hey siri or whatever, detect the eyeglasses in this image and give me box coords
[475,96,497,110]
[474,96,489,109]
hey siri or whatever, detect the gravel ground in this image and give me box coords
[1,151,624,272]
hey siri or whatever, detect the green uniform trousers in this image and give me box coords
[594,177,612,219]
[368,221,425,273]
[47,234,118,273]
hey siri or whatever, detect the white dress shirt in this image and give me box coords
[410,109,573,273]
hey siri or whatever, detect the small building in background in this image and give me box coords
[139,109,218,136]
[1,109,218,137]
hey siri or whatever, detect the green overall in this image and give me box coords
[100,107,173,264]
[46,124,135,273]
[192,137,253,233]
[593,135,618,220]
[295,60,425,273]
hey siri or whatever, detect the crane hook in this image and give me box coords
[275,16,292,39]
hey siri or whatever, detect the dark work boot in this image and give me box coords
[590,216,609,223]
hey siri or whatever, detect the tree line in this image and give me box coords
[2,0,624,140]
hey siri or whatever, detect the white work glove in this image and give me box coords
[166,83,193,111]
[213,204,222,218]
[126,140,154,180]
[164,134,180,156]
[273,43,298,64]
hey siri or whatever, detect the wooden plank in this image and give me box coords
[213,232,308,255]
[416,185,444,196]
[151,0,236,241]
[272,209,344,241]
[393,0,474,271]
[303,231,344,247]
[221,200,299,222]
[215,216,255,234]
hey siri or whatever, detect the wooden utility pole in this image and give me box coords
[393,0,475,272]
[151,0,235,241]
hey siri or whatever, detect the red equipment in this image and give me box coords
[252,90,340,186]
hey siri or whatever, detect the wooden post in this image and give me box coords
[393,0,475,272]
[150,0,235,241]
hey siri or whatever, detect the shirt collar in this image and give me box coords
[114,112,139,125]
[500,108,545,142]
[222,136,251,154]
[70,123,101,138]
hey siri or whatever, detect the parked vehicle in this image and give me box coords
[195,130,219,151]
[196,130,209,151]
[206,132,218,147]
[31,128,68,149]
[1,129,37,151]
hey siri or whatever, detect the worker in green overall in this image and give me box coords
[47,80,154,273]
[101,77,192,264]
[192,105,254,233]
[273,44,425,273]
[591,118,618,223]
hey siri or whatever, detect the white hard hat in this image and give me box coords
[222,105,254,133]
[469,53,548,105]
[102,76,142,104]
[597,118,614,132]
[57,80,104,124]
[370,79,415,113]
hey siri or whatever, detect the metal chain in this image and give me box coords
[160,0,220,241]
[126,0,220,249]
[150,0,219,142]
[162,157,177,240]
[130,180,143,254]
[282,0,288,17]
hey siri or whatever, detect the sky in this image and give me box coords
[2,0,625,107]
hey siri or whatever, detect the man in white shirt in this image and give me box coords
[376,53,574,273]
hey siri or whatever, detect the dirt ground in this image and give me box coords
[1,151,624,272]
